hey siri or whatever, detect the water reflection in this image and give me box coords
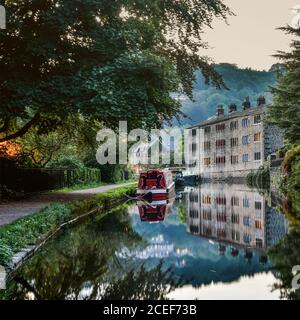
[186,184,289,257]
[2,184,297,300]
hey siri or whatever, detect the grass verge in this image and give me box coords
[0,185,136,268]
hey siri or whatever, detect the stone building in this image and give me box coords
[186,97,284,179]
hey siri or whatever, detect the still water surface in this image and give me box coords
[5,184,299,300]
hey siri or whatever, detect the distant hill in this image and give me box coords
[176,63,278,126]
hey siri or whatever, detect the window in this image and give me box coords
[231,155,239,165]
[255,220,262,229]
[242,136,249,145]
[254,132,261,142]
[254,152,261,161]
[192,129,197,136]
[230,137,238,147]
[231,214,240,224]
[254,115,262,124]
[204,141,211,151]
[242,154,249,162]
[255,201,262,210]
[202,195,211,204]
[230,121,238,130]
[216,139,226,148]
[242,118,250,128]
[216,156,226,165]
[204,126,211,134]
[216,123,225,132]
[231,196,239,206]
[217,212,227,223]
[243,198,250,208]
[203,158,211,166]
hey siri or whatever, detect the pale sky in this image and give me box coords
[203,0,299,70]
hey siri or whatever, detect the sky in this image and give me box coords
[203,0,299,71]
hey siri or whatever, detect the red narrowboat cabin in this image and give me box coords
[137,169,175,200]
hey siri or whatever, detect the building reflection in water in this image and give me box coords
[186,184,289,262]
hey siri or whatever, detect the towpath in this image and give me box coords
[0,182,136,227]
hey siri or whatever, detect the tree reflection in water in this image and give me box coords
[269,224,300,300]
[6,206,179,300]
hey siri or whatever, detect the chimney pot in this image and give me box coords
[216,105,225,117]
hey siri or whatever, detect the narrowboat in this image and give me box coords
[137,169,175,201]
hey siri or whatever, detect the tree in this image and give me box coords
[267,27,300,143]
[0,0,231,142]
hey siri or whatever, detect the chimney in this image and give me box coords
[216,105,225,117]
[229,103,237,113]
[257,95,266,107]
[242,96,251,110]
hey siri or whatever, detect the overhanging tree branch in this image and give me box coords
[0,113,40,143]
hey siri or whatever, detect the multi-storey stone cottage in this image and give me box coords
[186,96,283,179]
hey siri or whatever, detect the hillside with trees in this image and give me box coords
[178,63,278,126]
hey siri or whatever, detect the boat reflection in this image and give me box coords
[137,191,176,223]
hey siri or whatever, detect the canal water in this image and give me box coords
[3,184,299,300]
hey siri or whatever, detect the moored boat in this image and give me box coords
[137,169,175,200]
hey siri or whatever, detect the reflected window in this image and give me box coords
[243,233,251,244]
[231,214,240,224]
[217,229,226,239]
[203,227,212,236]
[189,209,199,219]
[243,216,250,226]
[203,209,212,221]
[190,225,199,234]
[232,231,240,241]
[256,238,263,248]
[189,192,199,202]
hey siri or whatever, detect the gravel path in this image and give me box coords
[0,182,136,227]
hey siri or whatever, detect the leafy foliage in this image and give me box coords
[267,27,300,143]
[0,0,231,141]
